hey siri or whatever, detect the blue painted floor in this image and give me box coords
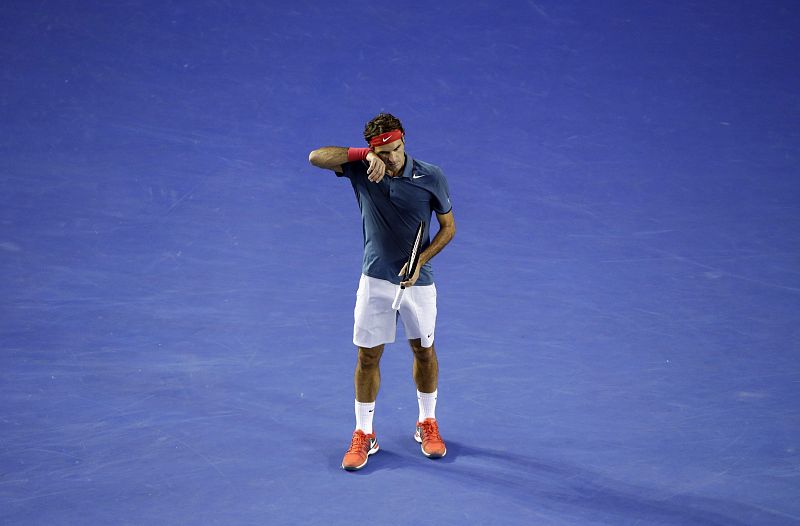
[2,1,799,524]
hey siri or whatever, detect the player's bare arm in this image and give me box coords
[399,210,456,288]
[308,147,387,182]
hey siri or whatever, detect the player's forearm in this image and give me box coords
[419,222,455,267]
[308,146,349,169]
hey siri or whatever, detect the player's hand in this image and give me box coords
[365,151,386,183]
[398,261,421,288]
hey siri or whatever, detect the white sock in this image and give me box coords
[355,400,375,434]
[417,390,437,422]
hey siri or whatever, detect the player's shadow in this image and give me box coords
[335,439,787,524]
[410,441,781,525]
[347,449,407,475]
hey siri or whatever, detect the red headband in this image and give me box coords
[369,129,404,147]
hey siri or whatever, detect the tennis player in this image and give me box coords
[308,113,456,471]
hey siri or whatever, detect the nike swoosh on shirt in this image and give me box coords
[412,174,426,179]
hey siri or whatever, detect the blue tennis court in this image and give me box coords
[2,1,799,524]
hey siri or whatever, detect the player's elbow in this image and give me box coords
[440,220,456,242]
[308,150,320,166]
[445,216,456,235]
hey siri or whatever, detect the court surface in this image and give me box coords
[2,1,799,524]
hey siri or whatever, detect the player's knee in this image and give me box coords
[357,345,384,368]
[410,341,435,361]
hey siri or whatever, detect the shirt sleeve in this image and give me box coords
[337,161,367,179]
[431,170,452,214]
[336,162,353,178]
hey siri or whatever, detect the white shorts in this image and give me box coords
[353,274,437,349]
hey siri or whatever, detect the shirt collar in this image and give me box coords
[399,154,414,178]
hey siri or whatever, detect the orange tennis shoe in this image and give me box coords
[341,429,379,471]
[414,418,447,458]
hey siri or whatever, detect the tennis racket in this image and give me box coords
[392,220,426,310]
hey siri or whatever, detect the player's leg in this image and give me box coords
[355,344,384,404]
[398,282,439,396]
[342,344,384,471]
[343,275,396,471]
[407,338,445,457]
[399,284,447,459]
[409,339,438,394]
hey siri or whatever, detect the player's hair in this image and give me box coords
[363,113,405,143]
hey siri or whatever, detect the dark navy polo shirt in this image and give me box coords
[338,154,452,285]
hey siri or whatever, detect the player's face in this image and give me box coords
[372,138,405,177]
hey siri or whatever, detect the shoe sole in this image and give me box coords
[341,442,380,471]
[414,432,446,459]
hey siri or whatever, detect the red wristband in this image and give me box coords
[347,147,371,162]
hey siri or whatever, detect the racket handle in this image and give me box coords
[392,285,405,310]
